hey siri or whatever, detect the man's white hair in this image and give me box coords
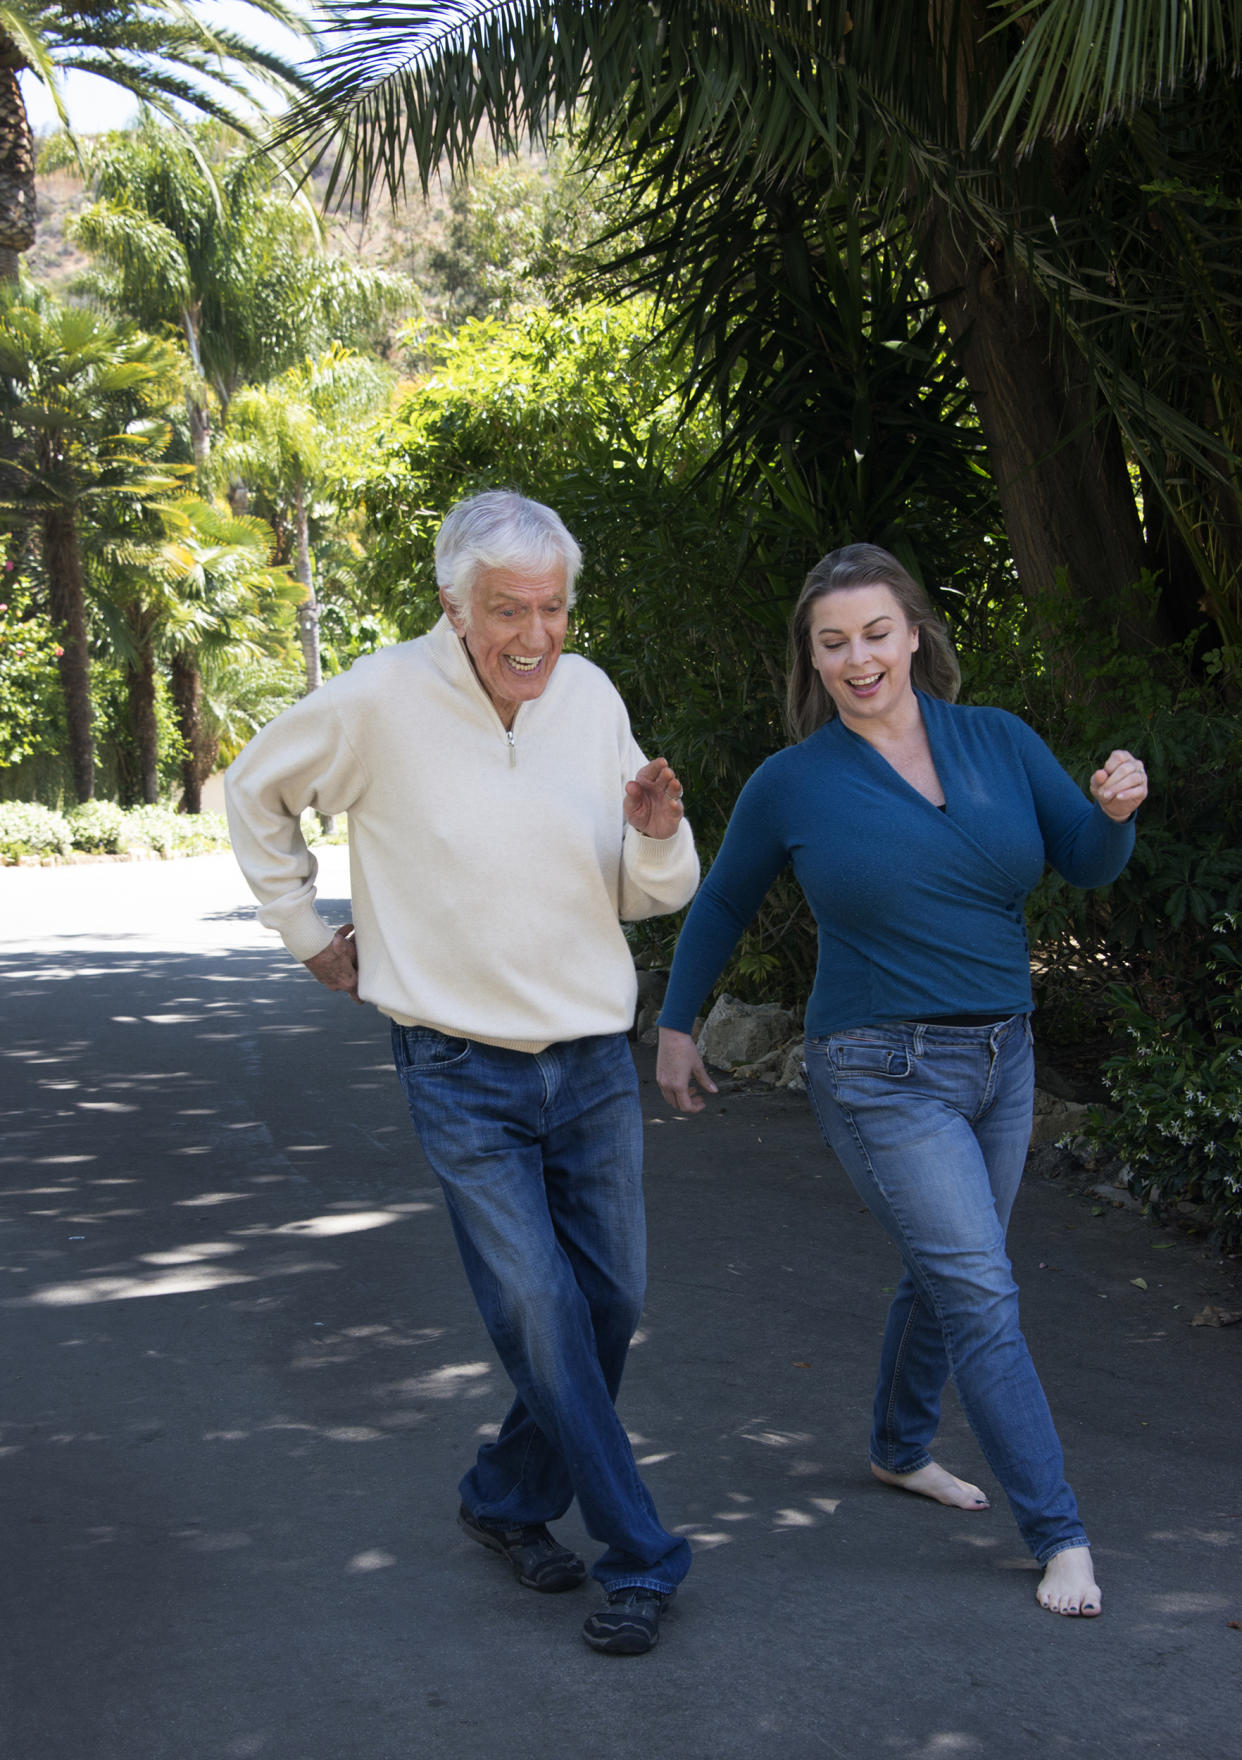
[435,491,582,628]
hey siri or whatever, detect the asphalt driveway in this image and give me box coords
[1,849,1239,1760]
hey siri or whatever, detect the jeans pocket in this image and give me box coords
[828,1038,913,1080]
[392,1024,472,1075]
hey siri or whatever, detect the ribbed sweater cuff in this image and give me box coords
[259,901,336,964]
[627,818,693,866]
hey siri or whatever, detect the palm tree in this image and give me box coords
[66,118,414,469]
[0,284,186,799]
[90,495,301,805]
[280,1,1242,657]
[216,344,394,695]
[216,345,393,832]
[162,499,303,810]
[0,0,315,279]
[57,117,410,803]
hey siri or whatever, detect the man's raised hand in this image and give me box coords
[625,757,685,840]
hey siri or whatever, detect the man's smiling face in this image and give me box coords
[442,564,570,728]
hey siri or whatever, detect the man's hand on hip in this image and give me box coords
[304,924,362,1003]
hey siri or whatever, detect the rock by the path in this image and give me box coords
[634,967,669,1039]
[697,993,798,1071]
[1029,1088,1095,1146]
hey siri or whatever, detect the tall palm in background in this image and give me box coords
[218,344,395,696]
[162,500,303,810]
[0,0,314,279]
[90,496,300,805]
[56,120,411,801]
[0,288,187,799]
[63,119,413,466]
[216,343,394,830]
[280,0,1242,660]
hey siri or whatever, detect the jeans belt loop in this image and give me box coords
[912,1023,926,1056]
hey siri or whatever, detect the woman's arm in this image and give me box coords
[1015,722,1144,887]
[656,764,791,1109]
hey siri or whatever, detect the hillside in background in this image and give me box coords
[26,139,460,314]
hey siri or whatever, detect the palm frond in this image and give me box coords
[981,0,1242,148]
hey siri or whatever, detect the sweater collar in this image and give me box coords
[425,613,503,718]
[426,612,565,729]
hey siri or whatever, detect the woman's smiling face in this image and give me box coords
[808,583,920,730]
[442,563,570,728]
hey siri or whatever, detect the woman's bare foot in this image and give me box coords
[1036,1546,1101,1617]
[870,1460,990,1509]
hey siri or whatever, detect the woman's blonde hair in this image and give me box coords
[785,543,961,742]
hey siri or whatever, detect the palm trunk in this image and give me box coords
[170,649,217,814]
[1139,464,1221,653]
[293,482,334,834]
[917,201,1170,657]
[295,483,322,693]
[0,60,37,280]
[187,396,212,472]
[42,504,95,802]
[181,308,212,474]
[126,645,160,806]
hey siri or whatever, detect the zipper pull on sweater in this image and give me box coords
[507,728,517,767]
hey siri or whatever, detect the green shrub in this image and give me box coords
[0,800,72,860]
[1092,917,1242,1252]
[299,808,347,848]
[67,800,133,853]
[0,800,233,861]
[122,803,182,855]
[0,581,67,768]
[125,805,230,856]
[167,809,231,855]
[960,581,1242,1039]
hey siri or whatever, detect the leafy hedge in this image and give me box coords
[0,583,66,769]
[0,800,232,862]
[0,801,73,860]
[1093,920,1242,1253]
[66,800,133,853]
[962,584,1242,1250]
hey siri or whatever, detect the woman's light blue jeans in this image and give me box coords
[391,1024,691,1595]
[803,1014,1088,1565]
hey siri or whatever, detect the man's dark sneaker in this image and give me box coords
[582,1587,668,1655]
[457,1503,587,1593]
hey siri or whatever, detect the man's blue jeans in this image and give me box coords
[391,1024,691,1595]
[804,1014,1088,1565]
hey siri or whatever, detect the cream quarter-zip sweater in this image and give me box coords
[225,616,700,1051]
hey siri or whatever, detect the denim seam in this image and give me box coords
[1036,1535,1091,1566]
[812,1071,938,1475]
[396,1029,686,1582]
[806,1033,1080,1562]
[871,1292,934,1475]
[971,1014,1030,1125]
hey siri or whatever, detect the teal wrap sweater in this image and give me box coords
[659,693,1136,1038]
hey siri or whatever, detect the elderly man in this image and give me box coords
[225,491,698,1655]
